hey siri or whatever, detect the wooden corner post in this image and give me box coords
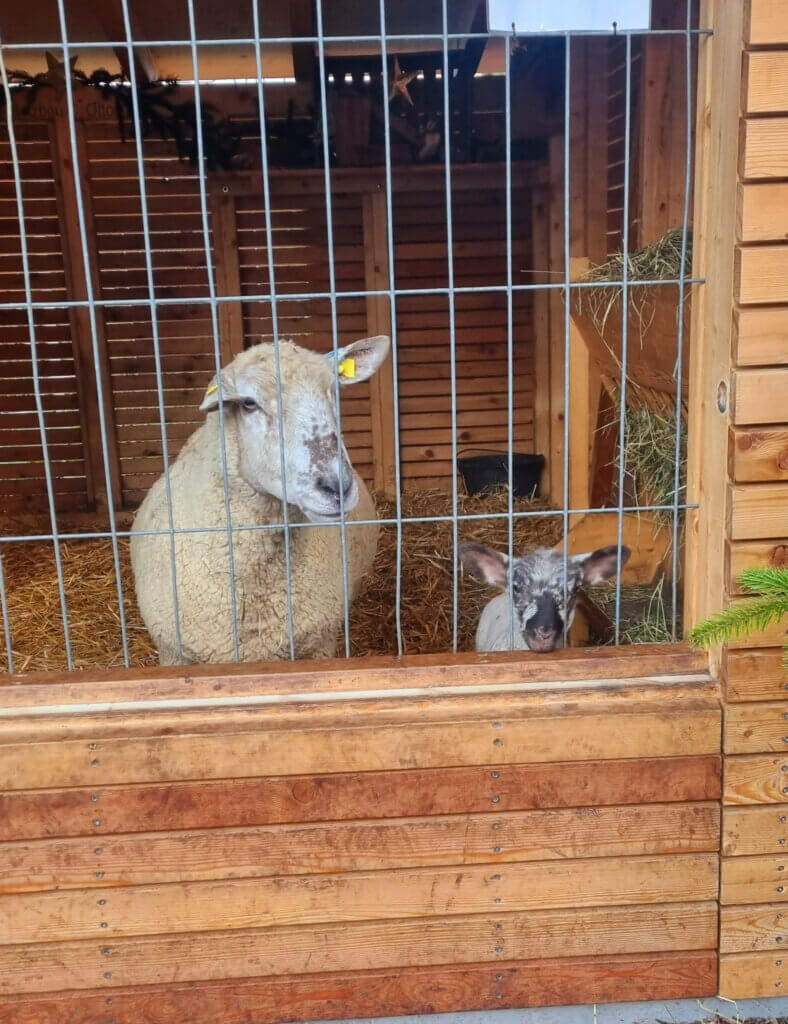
[49,107,122,513]
[362,190,396,498]
[683,0,746,650]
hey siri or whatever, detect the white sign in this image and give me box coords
[487,0,651,33]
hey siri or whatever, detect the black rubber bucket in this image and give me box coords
[458,452,545,499]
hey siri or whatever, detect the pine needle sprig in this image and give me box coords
[689,566,788,670]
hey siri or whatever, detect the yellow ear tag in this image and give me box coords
[206,384,218,395]
[338,357,355,379]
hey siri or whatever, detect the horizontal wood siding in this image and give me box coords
[0,650,720,1019]
[720,14,788,999]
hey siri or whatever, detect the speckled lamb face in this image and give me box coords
[199,336,389,522]
[460,542,631,652]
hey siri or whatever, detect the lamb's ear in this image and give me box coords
[573,545,631,584]
[328,335,390,386]
[199,372,240,413]
[459,542,509,589]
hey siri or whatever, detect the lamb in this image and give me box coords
[130,335,390,665]
[459,541,631,652]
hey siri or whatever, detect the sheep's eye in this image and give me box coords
[241,397,258,412]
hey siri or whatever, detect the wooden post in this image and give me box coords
[49,111,122,513]
[210,192,245,365]
[547,136,566,507]
[683,0,746,643]
[567,257,600,514]
[530,188,552,500]
[362,191,396,498]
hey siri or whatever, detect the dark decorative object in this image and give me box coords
[1,54,259,171]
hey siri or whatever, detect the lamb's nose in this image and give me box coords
[534,627,554,640]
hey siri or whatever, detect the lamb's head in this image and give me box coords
[200,335,389,522]
[460,541,631,652]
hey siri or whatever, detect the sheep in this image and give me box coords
[459,542,631,652]
[130,335,390,665]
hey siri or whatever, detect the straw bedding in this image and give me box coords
[0,488,562,674]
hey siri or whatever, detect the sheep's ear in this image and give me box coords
[573,545,631,584]
[328,335,390,386]
[199,372,240,413]
[459,542,509,589]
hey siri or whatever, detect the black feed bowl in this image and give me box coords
[458,452,545,499]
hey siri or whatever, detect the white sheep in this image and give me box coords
[130,335,390,665]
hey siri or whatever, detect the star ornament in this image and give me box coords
[45,51,79,97]
[388,55,418,106]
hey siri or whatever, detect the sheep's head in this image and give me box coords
[460,542,631,652]
[200,336,390,522]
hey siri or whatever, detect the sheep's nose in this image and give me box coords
[533,626,555,640]
[317,471,354,502]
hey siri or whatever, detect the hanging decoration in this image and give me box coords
[0,54,258,171]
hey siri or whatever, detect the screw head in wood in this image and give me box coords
[91,794,99,802]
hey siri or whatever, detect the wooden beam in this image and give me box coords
[547,136,566,506]
[0,949,719,1021]
[530,188,551,498]
[209,193,245,364]
[744,51,788,115]
[48,114,122,512]
[741,118,788,180]
[288,0,315,88]
[720,950,788,999]
[729,483,788,540]
[735,308,788,366]
[362,192,396,497]
[683,0,745,639]
[729,427,788,482]
[747,0,788,45]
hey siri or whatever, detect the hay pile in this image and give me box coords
[578,227,693,340]
[0,488,562,674]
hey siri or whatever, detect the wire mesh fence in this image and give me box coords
[0,1,704,673]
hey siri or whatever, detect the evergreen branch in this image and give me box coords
[689,596,788,650]
[738,566,788,597]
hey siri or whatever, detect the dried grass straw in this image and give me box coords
[0,488,561,673]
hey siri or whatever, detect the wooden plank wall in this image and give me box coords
[0,121,90,515]
[717,0,788,1001]
[0,103,542,509]
[0,646,721,1021]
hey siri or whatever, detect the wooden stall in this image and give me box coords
[0,0,786,1018]
[0,646,721,1021]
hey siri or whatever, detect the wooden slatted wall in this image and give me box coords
[0,121,89,515]
[391,182,534,490]
[718,0,788,999]
[0,646,721,1022]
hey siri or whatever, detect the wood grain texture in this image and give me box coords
[741,118,788,180]
[732,367,788,425]
[0,906,719,997]
[0,644,709,710]
[725,755,788,805]
[745,51,788,115]
[0,950,719,1023]
[729,428,788,482]
[0,755,722,841]
[747,0,788,45]
[0,706,722,791]
[0,802,721,894]
[725,649,788,702]
[725,702,788,754]
[0,853,718,945]
[724,804,788,856]
[721,902,788,952]
[722,853,788,905]
[728,542,788,594]
[719,950,786,999]
[735,307,788,366]
[738,183,788,243]
[728,483,788,540]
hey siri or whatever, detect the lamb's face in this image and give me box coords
[460,541,631,652]
[200,336,390,523]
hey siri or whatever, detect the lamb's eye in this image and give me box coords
[242,397,258,412]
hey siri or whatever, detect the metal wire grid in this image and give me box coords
[0,5,702,671]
